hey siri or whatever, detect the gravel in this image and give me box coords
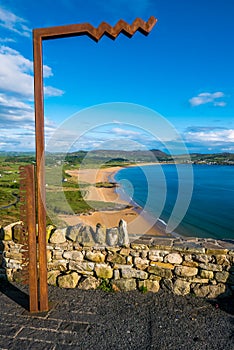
[0,281,234,349]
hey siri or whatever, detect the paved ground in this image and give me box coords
[0,281,234,349]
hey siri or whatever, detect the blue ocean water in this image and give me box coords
[115,164,234,239]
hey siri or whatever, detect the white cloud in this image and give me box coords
[0,45,64,98]
[185,129,234,143]
[0,6,31,37]
[111,127,141,137]
[221,146,234,152]
[0,43,62,151]
[0,93,33,110]
[0,5,63,152]
[0,37,15,43]
[214,101,226,107]
[189,92,226,107]
[0,109,57,151]
[44,86,64,97]
[0,45,33,97]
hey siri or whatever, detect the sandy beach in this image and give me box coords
[61,165,167,236]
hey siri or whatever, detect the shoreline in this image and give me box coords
[64,164,171,236]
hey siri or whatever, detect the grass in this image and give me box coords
[0,158,121,227]
[97,279,114,292]
[0,159,23,226]
[46,190,116,215]
[139,285,148,293]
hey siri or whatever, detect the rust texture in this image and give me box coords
[33,16,157,312]
[33,33,48,312]
[34,16,157,41]
[19,165,38,312]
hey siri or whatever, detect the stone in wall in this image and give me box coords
[2,221,234,299]
[215,255,230,267]
[95,264,113,279]
[58,272,80,288]
[199,263,222,272]
[174,266,198,277]
[161,278,173,292]
[112,278,137,292]
[106,228,119,246]
[173,279,191,296]
[194,254,210,264]
[47,260,67,272]
[134,256,149,266]
[2,221,22,241]
[138,279,160,293]
[209,284,229,298]
[200,270,214,279]
[215,271,229,283]
[12,224,24,243]
[48,270,60,286]
[49,228,67,244]
[120,248,130,256]
[86,251,105,263]
[148,263,173,279]
[95,223,106,244]
[46,225,56,242]
[121,267,148,280]
[107,252,126,264]
[113,270,120,280]
[192,283,228,298]
[78,226,95,245]
[47,250,52,262]
[4,250,22,261]
[66,224,82,242]
[182,261,199,268]
[131,243,149,250]
[53,250,63,260]
[78,276,100,290]
[63,251,83,261]
[69,261,94,275]
[148,250,164,262]
[164,253,183,265]
[134,257,149,268]
[118,219,129,246]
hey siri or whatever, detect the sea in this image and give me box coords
[114,164,234,240]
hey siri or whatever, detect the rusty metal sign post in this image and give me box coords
[19,165,38,312]
[30,17,157,312]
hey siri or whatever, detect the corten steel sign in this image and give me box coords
[32,17,157,312]
[19,165,38,312]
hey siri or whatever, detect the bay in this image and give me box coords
[115,164,234,239]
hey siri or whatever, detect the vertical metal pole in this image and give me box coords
[33,31,48,312]
[19,164,39,312]
[26,165,39,312]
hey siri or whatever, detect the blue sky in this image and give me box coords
[0,0,233,154]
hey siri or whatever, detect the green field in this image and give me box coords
[0,158,22,226]
[0,156,117,227]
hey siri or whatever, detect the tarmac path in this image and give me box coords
[0,281,233,349]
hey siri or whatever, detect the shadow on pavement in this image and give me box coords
[1,228,30,311]
[209,295,234,316]
[0,279,29,311]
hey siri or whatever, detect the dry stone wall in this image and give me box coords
[1,222,234,299]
